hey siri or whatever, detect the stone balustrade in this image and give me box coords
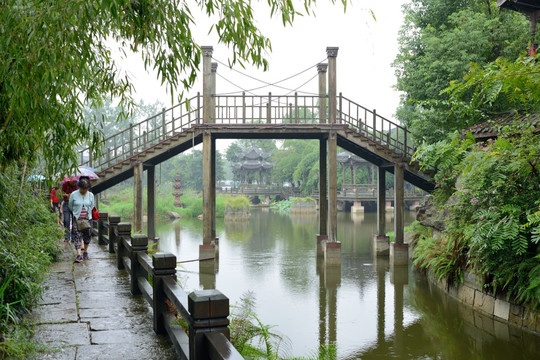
[94,212,244,360]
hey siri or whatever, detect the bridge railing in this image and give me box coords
[214,93,325,124]
[94,212,243,360]
[78,92,415,174]
[79,95,201,172]
[214,93,414,158]
[338,94,415,158]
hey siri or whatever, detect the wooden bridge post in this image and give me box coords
[202,46,213,125]
[317,63,327,124]
[267,92,272,124]
[211,136,218,244]
[327,47,338,125]
[324,47,340,265]
[317,138,328,256]
[374,166,389,255]
[211,62,217,124]
[147,164,156,240]
[133,161,144,233]
[390,163,408,265]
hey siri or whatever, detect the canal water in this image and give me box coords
[152,209,540,359]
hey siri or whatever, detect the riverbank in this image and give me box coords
[425,270,540,334]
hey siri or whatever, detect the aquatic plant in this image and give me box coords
[229,292,338,360]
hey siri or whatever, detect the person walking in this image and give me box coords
[62,175,78,242]
[50,186,61,226]
[68,177,95,263]
[60,193,72,242]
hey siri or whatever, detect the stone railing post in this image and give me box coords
[97,212,108,245]
[117,222,131,270]
[152,252,177,335]
[188,289,230,360]
[130,234,148,296]
[108,215,121,253]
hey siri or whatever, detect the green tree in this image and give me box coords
[393,0,534,144]
[83,99,165,143]
[1,0,341,175]
[444,56,540,118]
[272,139,319,193]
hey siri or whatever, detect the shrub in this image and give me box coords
[0,168,61,338]
[413,126,540,309]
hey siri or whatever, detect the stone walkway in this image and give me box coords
[27,240,176,360]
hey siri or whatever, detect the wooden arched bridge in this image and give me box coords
[80,46,433,267]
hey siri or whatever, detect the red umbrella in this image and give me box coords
[72,166,99,180]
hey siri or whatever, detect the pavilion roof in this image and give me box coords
[337,151,368,166]
[233,160,274,171]
[236,146,272,160]
[466,111,540,140]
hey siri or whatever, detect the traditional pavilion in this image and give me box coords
[233,146,274,186]
[337,151,376,189]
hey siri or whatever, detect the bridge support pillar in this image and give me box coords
[316,235,328,257]
[133,162,144,233]
[147,164,156,240]
[199,256,218,290]
[202,132,217,248]
[317,138,328,250]
[323,241,341,266]
[374,166,389,256]
[390,163,408,265]
[351,201,364,214]
[327,131,340,264]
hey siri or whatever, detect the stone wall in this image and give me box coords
[428,271,540,334]
[224,205,250,221]
[290,199,317,214]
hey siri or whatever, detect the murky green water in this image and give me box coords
[152,209,540,359]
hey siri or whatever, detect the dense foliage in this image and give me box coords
[393,0,536,143]
[412,127,540,308]
[1,0,336,175]
[99,186,227,219]
[0,169,61,343]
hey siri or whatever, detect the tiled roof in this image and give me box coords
[466,111,540,139]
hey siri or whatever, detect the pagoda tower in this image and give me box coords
[173,173,184,208]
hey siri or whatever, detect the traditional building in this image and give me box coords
[233,146,274,185]
[337,151,376,190]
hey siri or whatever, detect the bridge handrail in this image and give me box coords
[96,212,243,360]
[338,94,415,159]
[79,92,416,176]
[214,93,325,125]
[79,94,202,172]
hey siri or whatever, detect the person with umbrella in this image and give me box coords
[61,175,78,242]
[68,177,95,263]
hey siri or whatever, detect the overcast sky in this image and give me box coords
[118,0,407,149]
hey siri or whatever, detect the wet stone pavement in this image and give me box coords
[27,240,176,360]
